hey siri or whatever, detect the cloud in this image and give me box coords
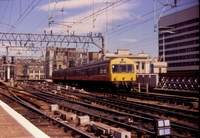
[40,1,140,35]
[37,0,104,11]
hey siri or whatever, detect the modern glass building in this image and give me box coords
[158,5,199,72]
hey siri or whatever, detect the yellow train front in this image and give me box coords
[109,58,136,91]
[52,58,136,92]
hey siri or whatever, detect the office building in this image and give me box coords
[158,5,199,72]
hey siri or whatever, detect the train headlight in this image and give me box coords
[131,77,133,81]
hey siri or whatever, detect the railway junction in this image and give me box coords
[0,3,199,138]
[0,79,199,138]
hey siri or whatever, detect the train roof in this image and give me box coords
[52,59,110,73]
[53,57,132,72]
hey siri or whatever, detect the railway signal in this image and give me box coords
[3,56,6,64]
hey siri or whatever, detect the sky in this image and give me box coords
[0,0,199,58]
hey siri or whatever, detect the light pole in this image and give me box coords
[159,30,175,62]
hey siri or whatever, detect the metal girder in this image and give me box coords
[0,32,106,61]
[14,56,44,60]
[6,46,45,52]
[5,55,44,65]
[0,32,102,44]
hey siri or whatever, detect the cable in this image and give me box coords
[8,0,39,33]
[58,0,130,35]
[0,0,10,21]
[8,0,14,31]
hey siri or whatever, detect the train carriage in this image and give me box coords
[52,58,136,92]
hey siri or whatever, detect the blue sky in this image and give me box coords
[0,0,199,58]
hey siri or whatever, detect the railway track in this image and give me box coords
[52,81,199,109]
[0,83,94,138]
[18,83,199,137]
[4,83,155,137]
[64,91,199,127]
[2,82,199,137]
[58,89,199,136]
[94,91,199,109]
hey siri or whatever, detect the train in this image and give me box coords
[52,58,137,92]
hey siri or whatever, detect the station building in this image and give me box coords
[45,46,85,78]
[158,5,199,72]
[0,57,45,81]
[0,48,167,80]
[28,63,45,80]
[89,49,167,74]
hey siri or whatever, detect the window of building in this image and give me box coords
[29,70,33,73]
[142,63,145,69]
[40,70,44,73]
[136,62,139,69]
[35,70,39,73]
[168,61,199,67]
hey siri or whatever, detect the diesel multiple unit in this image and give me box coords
[52,58,136,91]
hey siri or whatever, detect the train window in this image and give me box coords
[100,66,104,74]
[93,67,97,75]
[103,66,107,74]
[92,67,95,75]
[127,65,134,72]
[99,66,106,74]
[76,70,81,76]
[112,65,119,73]
[97,67,100,74]
[88,68,92,75]
[120,65,126,72]
[112,64,134,73]
[98,67,100,74]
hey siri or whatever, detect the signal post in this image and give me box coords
[2,56,15,82]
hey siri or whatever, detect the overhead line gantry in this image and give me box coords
[0,32,106,60]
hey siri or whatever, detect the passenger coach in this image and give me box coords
[52,58,136,92]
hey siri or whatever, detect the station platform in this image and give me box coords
[0,100,50,138]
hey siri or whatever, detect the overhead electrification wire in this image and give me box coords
[20,0,21,16]
[31,16,48,33]
[49,0,72,25]
[7,0,36,32]
[107,0,197,53]
[102,4,168,37]
[76,0,130,29]
[8,0,14,30]
[8,0,41,33]
[108,34,157,52]
[30,0,72,34]
[102,0,196,47]
[0,0,10,21]
[58,0,130,35]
